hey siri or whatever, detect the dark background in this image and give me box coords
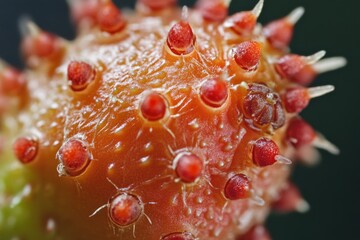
[0,0,358,239]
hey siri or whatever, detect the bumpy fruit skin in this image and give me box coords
[0,1,341,240]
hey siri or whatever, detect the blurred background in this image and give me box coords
[0,0,358,239]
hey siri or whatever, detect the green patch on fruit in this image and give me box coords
[0,149,56,240]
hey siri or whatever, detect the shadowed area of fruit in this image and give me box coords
[0,0,354,240]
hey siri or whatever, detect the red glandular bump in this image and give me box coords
[167,21,195,55]
[200,78,228,108]
[175,152,203,183]
[224,173,251,200]
[108,193,143,227]
[252,138,279,167]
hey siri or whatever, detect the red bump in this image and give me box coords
[237,225,271,240]
[224,173,251,200]
[200,78,228,108]
[286,118,316,148]
[229,12,257,35]
[162,232,195,240]
[108,193,143,227]
[167,21,195,55]
[264,18,293,49]
[197,0,228,22]
[234,41,262,71]
[67,61,95,91]
[292,65,317,86]
[97,2,126,34]
[13,136,38,164]
[0,67,26,95]
[282,87,310,113]
[22,32,60,59]
[140,92,167,121]
[252,138,279,167]
[57,138,91,176]
[175,152,203,183]
[275,54,317,85]
[272,183,304,213]
[139,0,176,11]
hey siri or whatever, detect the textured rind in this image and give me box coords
[0,6,305,240]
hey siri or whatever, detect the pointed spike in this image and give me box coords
[19,16,40,38]
[252,0,264,18]
[223,0,232,7]
[273,183,308,213]
[313,57,347,74]
[274,155,292,165]
[304,50,326,65]
[296,145,322,166]
[0,59,7,71]
[250,191,265,206]
[313,134,340,155]
[19,17,63,61]
[308,85,335,99]
[286,7,305,25]
[181,6,189,21]
[295,199,310,213]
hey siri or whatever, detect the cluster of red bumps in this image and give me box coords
[0,0,345,239]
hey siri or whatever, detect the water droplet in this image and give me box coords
[114,141,123,152]
[188,119,199,130]
[144,142,153,152]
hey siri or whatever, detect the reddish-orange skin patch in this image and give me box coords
[57,138,91,176]
[22,32,60,59]
[167,21,195,55]
[200,78,228,108]
[108,193,143,227]
[139,0,176,11]
[282,87,310,113]
[237,225,271,240]
[175,153,203,183]
[161,232,195,240]
[140,92,167,121]
[97,2,126,34]
[230,12,257,35]
[224,174,251,200]
[234,41,261,71]
[243,84,285,130]
[67,61,95,91]
[272,183,302,212]
[197,0,228,22]
[286,118,316,148]
[264,18,293,49]
[13,137,38,164]
[252,138,279,167]
[0,67,26,95]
